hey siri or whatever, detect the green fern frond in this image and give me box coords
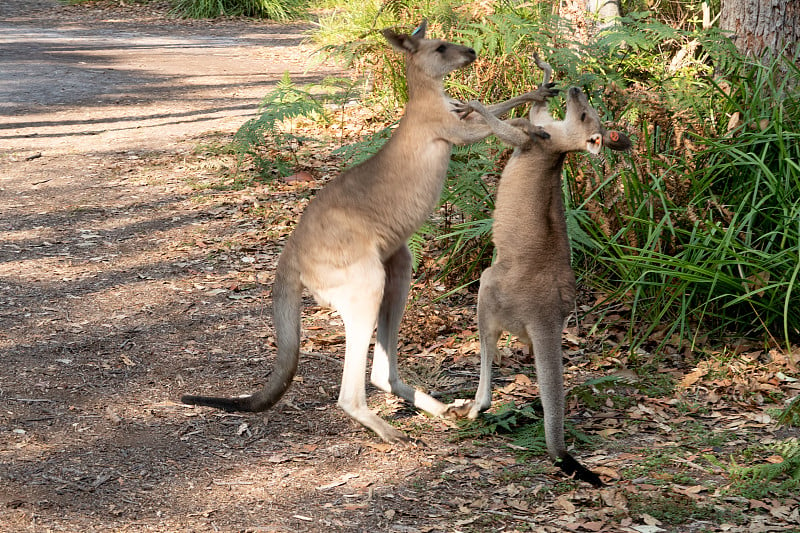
[568,374,643,409]
[456,401,595,457]
[510,421,547,456]
[330,123,393,165]
[407,223,434,271]
[232,72,329,178]
[724,438,800,498]
[777,396,800,427]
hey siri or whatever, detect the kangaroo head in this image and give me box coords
[551,86,632,154]
[382,20,477,79]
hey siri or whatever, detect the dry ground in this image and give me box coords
[1,2,799,532]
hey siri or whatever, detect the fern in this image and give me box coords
[777,395,800,427]
[233,72,328,178]
[171,0,304,20]
[509,420,548,457]
[568,374,642,409]
[728,438,800,497]
[330,122,393,165]
[407,223,434,271]
[457,400,595,458]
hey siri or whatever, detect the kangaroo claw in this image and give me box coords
[443,399,475,419]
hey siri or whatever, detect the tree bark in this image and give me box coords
[720,0,799,59]
[586,0,622,32]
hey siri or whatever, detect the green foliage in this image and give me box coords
[433,142,501,284]
[457,399,595,458]
[627,491,738,525]
[777,396,800,427]
[720,438,800,499]
[457,401,548,457]
[705,393,800,498]
[575,50,800,349]
[568,374,643,410]
[232,72,328,179]
[170,0,305,19]
[330,122,393,166]
[311,0,570,109]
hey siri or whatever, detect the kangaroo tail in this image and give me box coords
[181,263,303,412]
[556,452,604,487]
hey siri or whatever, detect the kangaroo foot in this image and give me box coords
[442,399,475,419]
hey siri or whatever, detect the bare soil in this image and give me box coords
[2,2,799,533]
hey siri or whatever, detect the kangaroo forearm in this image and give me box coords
[448,122,494,145]
[465,100,531,146]
[483,91,539,117]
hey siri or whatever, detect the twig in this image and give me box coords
[484,509,535,522]
[302,351,342,365]
[10,398,54,403]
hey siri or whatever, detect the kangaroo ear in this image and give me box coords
[603,130,632,151]
[382,27,421,54]
[411,19,427,38]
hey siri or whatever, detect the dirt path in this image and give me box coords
[2,3,464,531]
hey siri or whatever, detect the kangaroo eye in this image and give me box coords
[435,44,447,53]
[580,112,586,122]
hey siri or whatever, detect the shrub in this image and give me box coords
[170,0,305,20]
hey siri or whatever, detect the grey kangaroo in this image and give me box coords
[460,55,631,485]
[181,21,549,443]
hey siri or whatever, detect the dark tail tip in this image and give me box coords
[556,453,605,487]
[180,394,253,413]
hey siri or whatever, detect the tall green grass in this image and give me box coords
[575,52,800,349]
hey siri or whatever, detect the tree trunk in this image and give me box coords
[720,0,799,60]
[586,0,622,32]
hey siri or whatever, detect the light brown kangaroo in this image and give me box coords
[181,21,548,443]
[460,55,631,485]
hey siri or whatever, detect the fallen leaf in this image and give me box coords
[507,498,529,511]
[632,526,665,533]
[363,441,393,453]
[600,488,628,511]
[283,171,314,183]
[316,473,359,491]
[642,513,662,526]
[105,407,122,423]
[593,466,621,480]
[556,494,576,514]
[677,484,707,495]
[680,368,706,388]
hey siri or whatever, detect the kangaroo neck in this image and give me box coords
[508,151,566,218]
[404,64,446,109]
[494,150,570,258]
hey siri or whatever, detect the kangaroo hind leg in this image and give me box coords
[370,245,449,417]
[325,255,408,443]
[469,266,504,418]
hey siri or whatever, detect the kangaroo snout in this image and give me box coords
[455,47,477,68]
